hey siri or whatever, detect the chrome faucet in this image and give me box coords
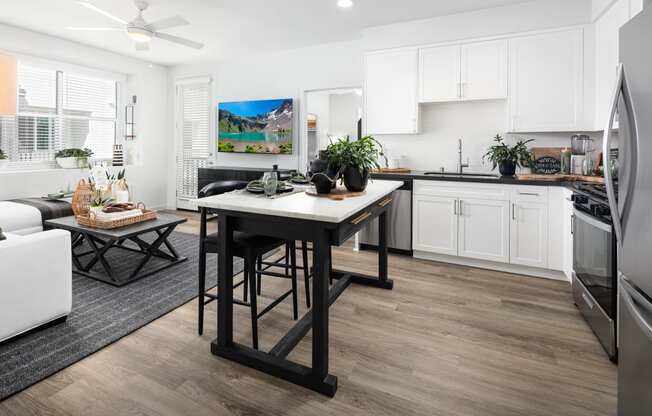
[458,139,469,174]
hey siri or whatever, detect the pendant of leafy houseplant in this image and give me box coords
[325,135,385,193]
[483,134,534,177]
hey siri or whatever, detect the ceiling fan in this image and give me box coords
[68,0,204,51]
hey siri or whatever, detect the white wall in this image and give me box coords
[0,23,170,208]
[168,40,363,207]
[329,93,362,140]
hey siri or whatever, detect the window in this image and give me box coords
[0,60,119,167]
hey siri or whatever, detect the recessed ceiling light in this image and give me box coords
[337,0,353,8]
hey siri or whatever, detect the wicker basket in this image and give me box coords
[76,209,157,230]
[71,179,94,217]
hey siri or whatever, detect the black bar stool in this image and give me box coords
[197,180,299,350]
[258,241,314,308]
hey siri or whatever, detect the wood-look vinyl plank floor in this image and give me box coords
[0,210,617,415]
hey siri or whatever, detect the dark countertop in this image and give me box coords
[371,171,572,187]
[199,166,296,172]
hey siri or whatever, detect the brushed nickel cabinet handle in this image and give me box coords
[518,192,541,196]
[351,212,372,225]
[378,198,393,207]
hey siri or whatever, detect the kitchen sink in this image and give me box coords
[423,172,500,179]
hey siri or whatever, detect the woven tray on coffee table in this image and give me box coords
[76,209,158,230]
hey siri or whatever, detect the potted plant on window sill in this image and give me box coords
[483,134,534,177]
[326,135,386,192]
[0,149,7,169]
[55,148,93,169]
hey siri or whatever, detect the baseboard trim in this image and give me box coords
[413,250,569,282]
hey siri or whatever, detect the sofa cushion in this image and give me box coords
[0,201,43,235]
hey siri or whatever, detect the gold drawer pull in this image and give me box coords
[378,198,393,207]
[350,212,372,225]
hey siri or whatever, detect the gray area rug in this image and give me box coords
[0,231,243,401]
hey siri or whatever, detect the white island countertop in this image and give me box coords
[194,180,403,223]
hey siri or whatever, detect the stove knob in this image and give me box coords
[594,205,611,216]
[573,195,588,204]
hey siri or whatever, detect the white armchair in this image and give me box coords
[0,230,72,343]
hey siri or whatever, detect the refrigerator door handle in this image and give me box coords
[603,64,625,242]
[621,278,652,343]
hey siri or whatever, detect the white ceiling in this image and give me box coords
[0,0,533,66]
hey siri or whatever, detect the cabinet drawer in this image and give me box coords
[414,180,508,200]
[509,186,548,204]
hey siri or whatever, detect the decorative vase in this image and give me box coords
[499,161,516,177]
[56,157,81,169]
[311,173,334,194]
[310,151,330,175]
[342,167,369,192]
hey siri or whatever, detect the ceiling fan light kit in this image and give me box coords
[71,0,203,51]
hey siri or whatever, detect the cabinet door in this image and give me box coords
[365,49,419,135]
[458,198,509,263]
[508,29,583,132]
[460,40,508,101]
[419,45,461,103]
[510,202,549,268]
[594,0,630,130]
[413,195,458,256]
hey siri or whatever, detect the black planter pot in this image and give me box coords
[311,173,334,194]
[309,151,330,175]
[499,161,516,177]
[342,167,369,192]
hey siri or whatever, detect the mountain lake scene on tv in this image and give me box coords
[218,98,293,154]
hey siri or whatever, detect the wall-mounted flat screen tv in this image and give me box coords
[218,98,293,154]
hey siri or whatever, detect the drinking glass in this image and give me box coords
[262,172,278,197]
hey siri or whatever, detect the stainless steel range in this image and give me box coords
[571,183,618,362]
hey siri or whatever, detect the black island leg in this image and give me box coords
[217,214,234,347]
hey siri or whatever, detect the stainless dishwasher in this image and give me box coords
[359,179,412,255]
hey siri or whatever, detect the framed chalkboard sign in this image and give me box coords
[531,147,563,175]
[533,156,561,174]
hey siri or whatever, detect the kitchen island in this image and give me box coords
[195,180,402,396]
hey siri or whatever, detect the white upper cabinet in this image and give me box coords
[508,29,584,132]
[419,40,507,103]
[460,40,508,101]
[594,0,633,130]
[419,45,461,102]
[364,49,419,135]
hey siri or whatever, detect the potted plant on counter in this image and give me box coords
[483,134,533,177]
[55,148,93,169]
[326,135,385,192]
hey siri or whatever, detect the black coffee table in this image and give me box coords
[45,214,188,286]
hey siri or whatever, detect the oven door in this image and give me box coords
[573,208,617,318]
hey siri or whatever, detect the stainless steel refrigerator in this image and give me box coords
[604,5,652,415]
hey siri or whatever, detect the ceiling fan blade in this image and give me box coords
[68,27,123,31]
[77,1,127,25]
[145,15,188,32]
[154,32,204,50]
[135,42,150,51]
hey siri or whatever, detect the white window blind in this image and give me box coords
[176,80,211,201]
[0,61,119,167]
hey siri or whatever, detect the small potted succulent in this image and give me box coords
[483,134,534,177]
[89,189,113,218]
[326,135,386,192]
[55,148,93,169]
[0,148,7,169]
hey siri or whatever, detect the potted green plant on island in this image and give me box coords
[55,148,93,169]
[326,135,386,192]
[483,134,534,177]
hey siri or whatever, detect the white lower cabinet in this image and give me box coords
[413,195,458,256]
[458,198,510,263]
[509,201,548,268]
[413,180,566,276]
